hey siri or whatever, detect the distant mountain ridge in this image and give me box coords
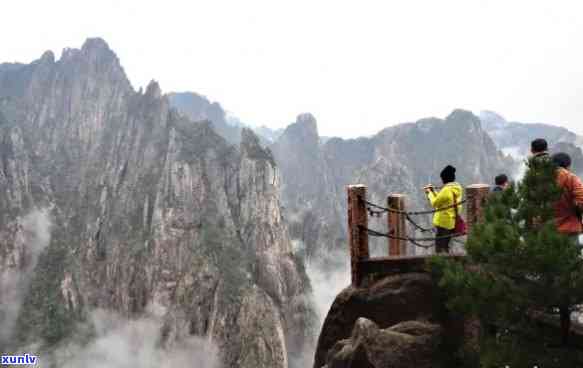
[167,91,243,144]
[167,92,284,145]
[480,110,582,155]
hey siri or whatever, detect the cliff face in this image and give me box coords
[272,111,513,257]
[270,114,348,256]
[0,39,314,368]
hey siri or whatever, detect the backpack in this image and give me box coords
[453,192,467,235]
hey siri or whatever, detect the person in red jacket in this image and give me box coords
[551,152,583,246]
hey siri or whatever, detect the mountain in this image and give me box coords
[272,110,514,257]
[480,110,582,156]
[168,91,243,144]
[0,39,315,368]
[167,92,284,147]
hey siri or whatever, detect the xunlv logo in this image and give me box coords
[1,354,38,365]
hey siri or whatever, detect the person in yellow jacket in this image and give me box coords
[424,165,463,253]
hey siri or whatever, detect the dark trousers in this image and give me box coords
[435,226,454,253]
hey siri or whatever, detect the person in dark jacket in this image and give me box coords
[531,138,549,160]
[492,174,509,192]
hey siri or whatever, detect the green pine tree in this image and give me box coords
[431,156,583,367]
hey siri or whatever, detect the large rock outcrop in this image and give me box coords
[323,318,442,368]
[313,272,469,368]
[0,38,315,368]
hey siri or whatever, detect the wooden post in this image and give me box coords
[347,185,369,287]
[465,184,490,233]
[387,194,407,256]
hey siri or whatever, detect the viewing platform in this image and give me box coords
[347,183,490,287]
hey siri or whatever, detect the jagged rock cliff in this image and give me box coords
[272,111,514,257]
[0,38,315,367]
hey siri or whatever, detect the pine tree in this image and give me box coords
[431,156,583,366]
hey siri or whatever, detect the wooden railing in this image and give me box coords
[347,184,490,287]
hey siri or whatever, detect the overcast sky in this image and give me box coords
[1,0,582,137]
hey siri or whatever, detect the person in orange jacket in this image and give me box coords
[551,152,583,246]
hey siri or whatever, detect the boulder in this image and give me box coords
[313,272,444,367]
[323,318,442,368]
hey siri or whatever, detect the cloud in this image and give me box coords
[502,146,527,181]
[288,241,351,367]
[0,208,52,346]
[291,240,351,330]
[42,310,220,368]
[305,251,351,330]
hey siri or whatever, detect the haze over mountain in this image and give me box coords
[479,110,583,178]
[480,110,583,155]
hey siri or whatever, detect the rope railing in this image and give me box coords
[405,214,435,233]
[360,194,468,249]
[359,225,465,249]
[361,196,467,216]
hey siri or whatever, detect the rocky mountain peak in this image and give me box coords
[446,109,481,128]
[479,110,507,129]
[296,113,318,133]
[241,127,262,150]
[279,113,320,149]
[80,37,124,72]
[56,37,131,93]
[145,80,162,99]
[81,37,114,55]
[38,50,55,64]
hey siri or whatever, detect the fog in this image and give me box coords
[42,310,220,368]
[502,146,528,181]
[306,250,351,330]
[0,208,52,347]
